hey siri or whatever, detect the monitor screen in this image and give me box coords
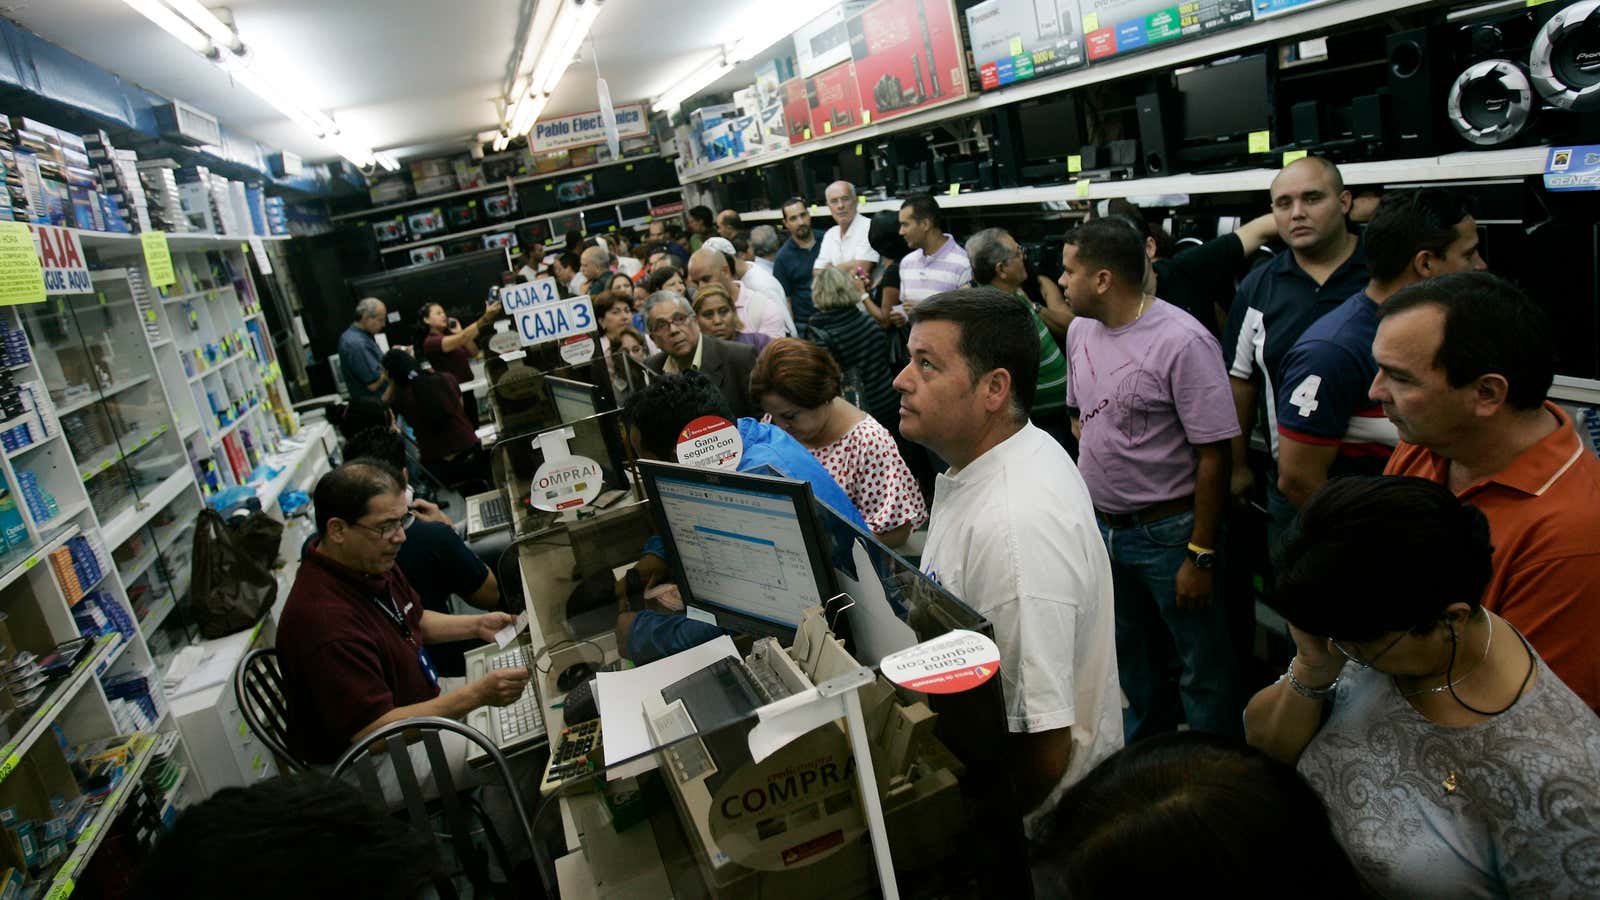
[641,463,833,630]
[1017,94,1083,162]
[547,375,599,423]
[618,199,651,222]
[1177,54,1270,141]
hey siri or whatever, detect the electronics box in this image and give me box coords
[1084,0,1252,62]
[848,0,970,123]
[373,219,407,243]
[965,0,1086,90]
[809,62,866,139]
[794,2,874,78]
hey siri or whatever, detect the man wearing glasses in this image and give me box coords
[277,459,529,769]
[640,291,760,420]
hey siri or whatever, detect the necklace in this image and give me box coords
[1398,610,1492,698]
[1135,293,1149,319]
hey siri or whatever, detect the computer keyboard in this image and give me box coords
[480,495,510,529]
[486,646,544,741]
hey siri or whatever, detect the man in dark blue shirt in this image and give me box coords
[339,298,390,403]
[1275,188,1486,509]
[1222,157,1368,543]
[772,197,824,327]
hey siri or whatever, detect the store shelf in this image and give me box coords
[380,187,676,255]
[73,228,289,246]
[209,401,262,445]
[96,634,132,676]
[186,351,247,384]
[5,361,32,372]
[102,467,193,550]
[150,338,173,349]
[40,732,158,899]
[0,524,78,594]
[254,421,332,515]
[78,425,169,481]
[1552,375,1600,406]
[0,633,119,787]
[4,430,59,460]
[160,286,232,305]
[56,374,154,416]
[120,545,160,586]
[139,590,177,635]
[35,499,89,530]
[331,151,666,222]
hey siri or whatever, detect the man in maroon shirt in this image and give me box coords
[278,460,529,766]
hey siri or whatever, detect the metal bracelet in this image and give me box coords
[1285,657,1339,701]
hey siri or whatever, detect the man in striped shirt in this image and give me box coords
[897,194,973,316]
[968,227,1071,445]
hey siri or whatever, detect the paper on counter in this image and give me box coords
[838,539,917,666]
[596,635,739,780]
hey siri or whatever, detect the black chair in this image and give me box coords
[233,647,307,773]
[332,716,546,899]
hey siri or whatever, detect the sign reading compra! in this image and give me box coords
[500,277,595,347]
[530,103,650,154]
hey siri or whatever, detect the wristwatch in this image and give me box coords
[1185,542,1216,569]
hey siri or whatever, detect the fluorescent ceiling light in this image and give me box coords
[164,0,241,50]
[533,0,604,96]
[653,51,732,113]
[120,0,212,54]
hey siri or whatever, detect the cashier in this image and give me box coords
[615,372,870,663]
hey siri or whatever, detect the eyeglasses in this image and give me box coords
[1330,630,1409,669]
[350,511,415,540]
[648,312,692,335]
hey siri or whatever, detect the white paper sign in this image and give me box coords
[559,334,596,365]
[502,277,595,347]
[880,629,1001,695]
[675,416,742,470]
[32,224,90,295]
[530,454,604,511]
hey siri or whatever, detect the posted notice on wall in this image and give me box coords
[33,224,91,295]
[0,222,45,306]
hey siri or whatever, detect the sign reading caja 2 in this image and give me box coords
[501,278,596,347]
[530,103,649,153]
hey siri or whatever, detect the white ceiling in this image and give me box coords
[0,0,762,164]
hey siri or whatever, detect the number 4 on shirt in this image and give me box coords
[1290,375,1322,418]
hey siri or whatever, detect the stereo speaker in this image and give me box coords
[1352,92,1391,152]
[1447,59,1538,146]
[1530,0,1600,111]
[1386,28,1447,156]
[1135,88,1176,177]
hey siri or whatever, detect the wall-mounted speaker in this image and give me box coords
[1530,0,1600,111]
[1448,59,1538,146]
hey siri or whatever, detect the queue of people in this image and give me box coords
[320,165,1600,896]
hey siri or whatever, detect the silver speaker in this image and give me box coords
[1447,59,1537,146]
[1530,0,1600,110]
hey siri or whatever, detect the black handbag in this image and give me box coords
[190,509,278,639]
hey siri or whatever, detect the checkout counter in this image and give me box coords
[495,450,1028,897]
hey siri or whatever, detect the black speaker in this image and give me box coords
[1447,59,1538,146]
[1291,100,1330,147]
[1530,0,1600,111]
[1135,87,1176,177]
[1352,92,1391,147]
[1386,28,1448,156]
[986,110,1023,188]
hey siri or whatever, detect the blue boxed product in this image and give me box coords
[0,474,26,551]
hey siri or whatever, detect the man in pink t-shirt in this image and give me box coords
[1061,219,1242,742]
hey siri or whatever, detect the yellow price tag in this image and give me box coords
[0,752,18,780]
[608,225,617,232]
[824,120,833,134]
[468,200,476,207]
[44,878,71,900]
[1009,37,1024,56]
[1248,130,1271,154]
[23,556,36,571]
[855,144,862,157]
[625,164,634,172]
[861,110,872,125]
[141,231,176,288]
[144,309,155,323]
[545,184,553,191]
[238,720,248,737]
[1282,149,1309,165]
[1083,12,1100,30]
[803,128,812,140]
[947,184,960,196]
[1075,179,1091,198]
[585,174,594,181]
[1067,155,1083,174]
[0,222,45,306]
[858,196,866,206]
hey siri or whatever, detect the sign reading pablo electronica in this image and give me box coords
[531,103,649,153]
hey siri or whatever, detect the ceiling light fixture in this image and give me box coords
[116,0,397,171]
[500,0,604,138]
[652,50,733,114]
[533,0,605,97]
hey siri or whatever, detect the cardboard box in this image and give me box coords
[807,63,865,139]
[781,79,813,145]
[965,0,1086,90]
[848,0,969,123]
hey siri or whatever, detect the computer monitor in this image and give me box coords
[1177,53,1271,144]
[1017,93,1085,164]
[546,375,601,423]
[636,460,837,639]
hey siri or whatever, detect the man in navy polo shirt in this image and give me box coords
[1275,189,1486,509]
[1223,156,1368,544]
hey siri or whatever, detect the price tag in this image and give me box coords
[0,222,45,306]
[861,110,871,125]
[855,144,862,157]
[0,752,18,780]
[947,184,960,196]
[140,232,176,288]
[1282,149,1309,165]
[238,720,248,737]
[625,164,634,171]
[585,174,594,181]
[1067,155,1083,174]
[44,878,71,900]
[1083,12,1100,30]
[803,128,812,140]
[1248,130,1271,154]
[1075,179,1091,198]
[857,196,866,206]
[545,183,553,191]
[1009,37,1024,56]
[823,120,833,134]
[23,556,36,570]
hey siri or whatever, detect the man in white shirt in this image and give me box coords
[814,181,879,277]
[895,287,1122,837]
[704,236,795,335]
[749,225,783,276]
[897,194,972,315]
[687,246,790,339]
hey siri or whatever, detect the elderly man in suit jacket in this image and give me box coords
[641,291,760,420]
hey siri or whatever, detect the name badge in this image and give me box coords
[417,646,440,690]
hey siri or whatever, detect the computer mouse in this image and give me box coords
[557,661,595,693]
[564,677,600,725]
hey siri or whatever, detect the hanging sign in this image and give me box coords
[675,416,742,470]
[501,277,595,347]
[530,103,648,154]
[141,231,176,288]
[32,225,90,295]
[0,223,45,306]
[880,629,1001,695]
[531,455,604,511]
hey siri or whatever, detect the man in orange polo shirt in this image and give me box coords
[1371,271,1600,711]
